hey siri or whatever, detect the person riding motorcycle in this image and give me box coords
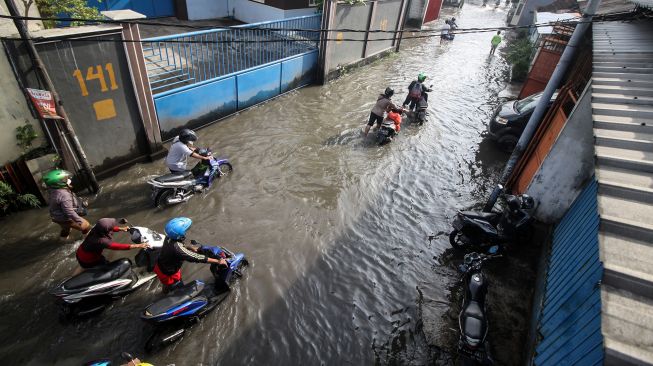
[44,169,91,239]
[153,217,227,292]
[402,73,432,111]
[74,218,150,275]
[364,87,402,137]
[165,129,211,173]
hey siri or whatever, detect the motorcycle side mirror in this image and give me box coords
[121,352,134,361]
[458,264,469,273]
[488,245,499,255]
[191,239,199,245]
[118,218,128,225]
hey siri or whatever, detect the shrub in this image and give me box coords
[505,35,533,82]
[0,181,40,214]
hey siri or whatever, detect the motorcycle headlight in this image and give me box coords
[495,116,508,125]
[465,336,481,349]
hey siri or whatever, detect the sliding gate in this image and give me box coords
[142,15,321,139]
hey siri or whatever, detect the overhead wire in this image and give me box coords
[0,9,644,44]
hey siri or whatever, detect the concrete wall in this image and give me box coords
[0,51,47,165]
[0,2,43,35]
[526,83,594,223]
[405,0,427,28]
[0,3,47,166]
[186,0,230,20]
[154,50,318,139]
[367,0,402,55]
[513,0,556,26]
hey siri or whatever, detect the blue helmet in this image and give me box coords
[165,217,192,241]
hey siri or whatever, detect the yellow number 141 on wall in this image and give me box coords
[72,63,119,97]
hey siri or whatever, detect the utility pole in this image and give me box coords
[4,0,99,193]
[482,0,600,211]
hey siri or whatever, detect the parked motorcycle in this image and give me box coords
[141,243,247,351]
[449,194,535,251]
[50,226,165,317]
[147,148,232,208]
[457,251,499,365]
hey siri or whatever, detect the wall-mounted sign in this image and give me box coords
[26,88,62,120]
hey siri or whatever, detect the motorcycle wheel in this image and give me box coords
[155,189,175,208]
[217,162,233,177]
[449,230,468,250]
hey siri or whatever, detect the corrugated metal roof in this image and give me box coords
[592,19,653,365]
[534,180,604,366]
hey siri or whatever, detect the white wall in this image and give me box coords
[186,0,229,20]
[0,4,47,165]
[0,51,47,165]
[526,83,595,223]
[0,2,43,35]
[231,0,315,23]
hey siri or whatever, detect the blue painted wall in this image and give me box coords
[237,64,281,110]
[86,0,174,17]
[533,179,604,365]
[155,77,237,139]
[154,51,317,140]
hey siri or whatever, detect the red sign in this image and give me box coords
[26,88,62,119]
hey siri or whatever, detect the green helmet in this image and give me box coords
[43,169,72,189]
[418,73,427,82]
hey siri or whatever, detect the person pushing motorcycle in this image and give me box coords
[364,87,403,137]
[165,129,211,173]
[74,218,150,275]
[402,73,432,111]
[44,169,91,239]
[154,217,227,292]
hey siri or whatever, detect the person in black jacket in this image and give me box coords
[154,217,226,292]
[402,73,432,111]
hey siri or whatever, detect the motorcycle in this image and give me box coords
[457,251,499,365]
[376,109,406,145]
[147,148,232,208]
[449,194,535,251]
[85,352,151,366]
[413,93,429,125]
[50,226,165,317]
[140,243,247,351]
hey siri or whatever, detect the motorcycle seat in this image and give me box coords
[460,211,499,220]
[145,280,205,316]
[154,171,193,183]
[462,302,486,339]
[64,259,132,290]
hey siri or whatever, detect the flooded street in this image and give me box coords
[0,4,517,365]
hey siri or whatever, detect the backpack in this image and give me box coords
[408,82,422,99]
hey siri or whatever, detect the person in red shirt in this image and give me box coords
[74,218,150,275]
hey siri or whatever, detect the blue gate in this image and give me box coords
[142,15,321,139]
[533,179,604,365]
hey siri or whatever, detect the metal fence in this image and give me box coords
[142,15,321,94]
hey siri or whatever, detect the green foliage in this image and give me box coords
[505,34,533,82]
[15,123,38,151]
[0,181,40,213]
[34,0,103,28]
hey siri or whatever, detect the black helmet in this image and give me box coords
[506,195,521,212]
[520,194,535,209]
[179,129,197,144]
[384,87,394,97]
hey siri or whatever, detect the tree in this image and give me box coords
[21,0,102,28]
[505,34,533,82]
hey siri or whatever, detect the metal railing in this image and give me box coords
[142,15,321,94]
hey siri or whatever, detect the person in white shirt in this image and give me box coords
[165,129,211,173]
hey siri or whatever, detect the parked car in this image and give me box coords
[487,91,558,152]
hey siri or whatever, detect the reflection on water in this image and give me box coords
[0,4,513,365]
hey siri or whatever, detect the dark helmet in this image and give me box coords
[384,87,394,97]
[506,195,521,212]
[451,17,456,21]
[179,129,198,144]
[520,194,535,209]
